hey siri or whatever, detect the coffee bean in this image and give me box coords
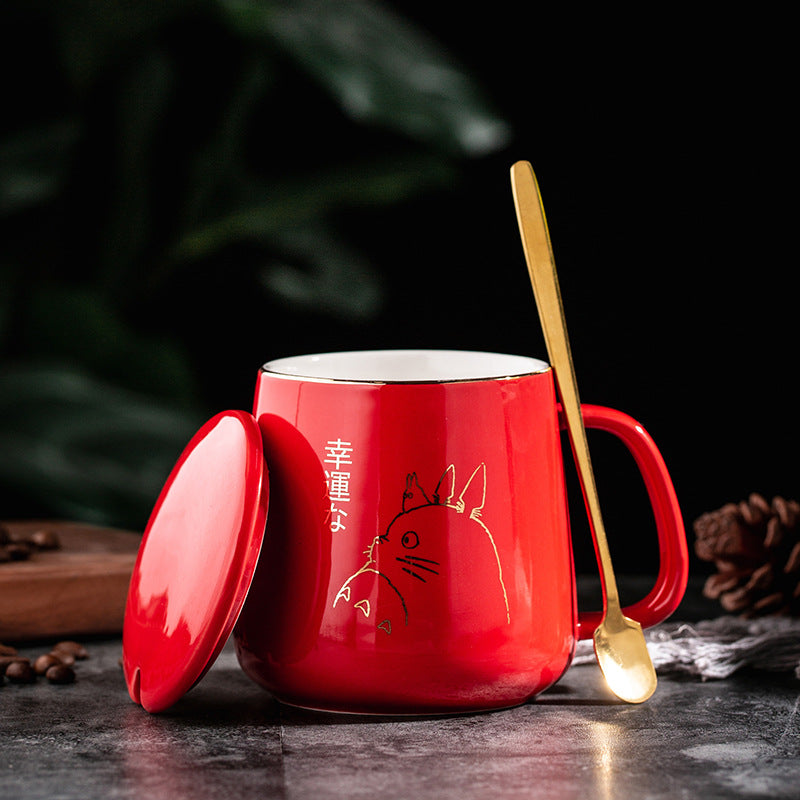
[0,524,10,545]
[5,542,32,560]
[45,664,75,684]
[34,653,63,675]
[0,656,28,675]
[52,650,75,667]
[0,640,86,689]
[53,640,89,660]
[27,528,61,550]
[0,642,18,656]
[5,660,35,683]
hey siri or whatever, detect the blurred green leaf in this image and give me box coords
[179,53,273,229]
[98,48,177,290]
[0,0,512,525]
[260,222,383,320]
[170,155,455,263]
[217,0,511,155]
[49,0,203,93]
[0,365,203,527]
[21,283,199,404]
[0,120,81,214]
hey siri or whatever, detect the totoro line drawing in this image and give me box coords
[333,463,510,632]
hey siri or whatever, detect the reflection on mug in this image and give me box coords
[234,413,331,665]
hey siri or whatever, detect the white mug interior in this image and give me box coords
[261,350,549,383]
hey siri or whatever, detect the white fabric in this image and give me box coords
[572,616,800,679]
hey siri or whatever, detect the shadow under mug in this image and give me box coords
[233,350,689,714]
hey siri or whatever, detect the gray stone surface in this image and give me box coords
[2,583,799,799]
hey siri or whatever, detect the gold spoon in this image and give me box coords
[510,160,657,703]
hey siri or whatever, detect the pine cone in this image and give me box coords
[693,493,800,617]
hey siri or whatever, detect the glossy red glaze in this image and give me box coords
[574,405,689,638]
[123,411,268,713]
[233,355,688,714]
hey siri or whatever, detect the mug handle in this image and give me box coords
[563,404,690,640]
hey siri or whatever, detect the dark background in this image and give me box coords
[1,2,795,577]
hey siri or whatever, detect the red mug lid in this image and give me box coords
[122,410,268,713]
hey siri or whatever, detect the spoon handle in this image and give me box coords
[510,160,620,612]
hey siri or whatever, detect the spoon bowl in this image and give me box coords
[593,609,656,703]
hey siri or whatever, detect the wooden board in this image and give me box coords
[0,520,141,643]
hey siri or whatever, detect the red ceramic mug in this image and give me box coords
[230,350,688,714]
